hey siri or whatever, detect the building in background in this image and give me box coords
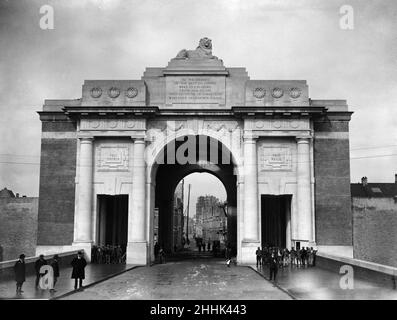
[0,188,38,262]
[196,195,227,245]
[351,175,397,267]
[0,188,15,198]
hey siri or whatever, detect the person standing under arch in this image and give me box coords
[255,247,262,268]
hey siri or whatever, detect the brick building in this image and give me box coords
[351,175,397,267]
[196,195,227,244]
[0,188,38,261]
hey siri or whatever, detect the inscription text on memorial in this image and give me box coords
[166,76,225,104]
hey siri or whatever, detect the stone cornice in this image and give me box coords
[312,111,354,122]
[232,106,326,117]
[156,109,235,117]
[37,111,73,122]
[38,106,353,122]
[62,106,159,118]
[162,70,229,76]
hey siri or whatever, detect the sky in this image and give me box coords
[0,0,396,200]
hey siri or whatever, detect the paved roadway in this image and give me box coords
[253,264,397,300]
[3,258,397,300]
[61,259,292,300]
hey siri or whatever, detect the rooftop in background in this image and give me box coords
[0,188,27,198]
[351,175,397,198]
[0,188,15,198]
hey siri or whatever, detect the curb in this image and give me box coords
[51,265,139,300]
[248,266,298,300]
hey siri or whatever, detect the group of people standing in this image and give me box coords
[255,246,317,282]
[91,245,125,264]
[196,239,231,259]
[13,251,87,294]
[196,239,211,253]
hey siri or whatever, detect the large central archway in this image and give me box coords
[147,135,239,262]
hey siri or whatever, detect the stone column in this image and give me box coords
[147,181,156,262]
[296,137,313,243]
[127,138,147,264]
[242,133,260,263]
[73,137,94,260]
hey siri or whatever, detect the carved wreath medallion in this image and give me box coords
[271,87,284,99]
[108,87,120,98]
[90,87,102,98]
[289,87,302,99]
[126,87,138,98]
[253,87,266,99]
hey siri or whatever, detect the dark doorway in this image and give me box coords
[261,195,291,248]
[97,195,128,250]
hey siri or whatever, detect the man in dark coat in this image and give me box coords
[50,254,60,291]
[35,254,47,289]
[255,247,262,268]
[300,247,307,267]
[14,254,26,294]
[159,247,166,264]
[116,245,123,264]
[71,251,87,290]
[269,251,279,282]
[154,242,160,262]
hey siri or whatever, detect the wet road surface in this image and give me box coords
[61,259,292,300]
[253,264,397,300]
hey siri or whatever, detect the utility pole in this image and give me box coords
[186,184,191,244]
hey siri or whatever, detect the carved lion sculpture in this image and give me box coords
[175,37,217,59]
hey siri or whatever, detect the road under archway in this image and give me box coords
[152,135,238,259]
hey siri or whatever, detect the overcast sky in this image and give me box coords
[0,0,396,202]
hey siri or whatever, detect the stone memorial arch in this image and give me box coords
[36,38,353,265]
